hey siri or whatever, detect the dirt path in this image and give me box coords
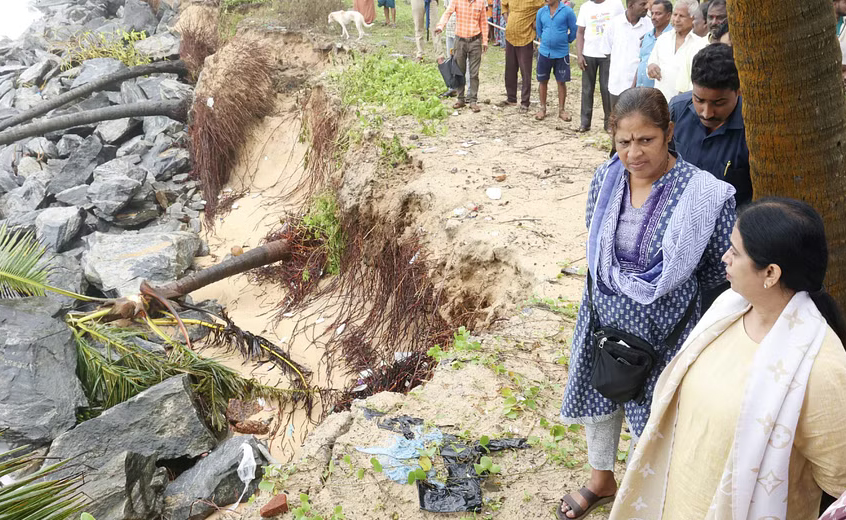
[195,4,626,517]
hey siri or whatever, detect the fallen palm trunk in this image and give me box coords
[154,239,291,299]
[0,99,190,146]
[0,60,188,133]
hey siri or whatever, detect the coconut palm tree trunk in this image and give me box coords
[0,60,188,133]
[154,239,291,299]
[730,0,846,306]
[0,99,189,146]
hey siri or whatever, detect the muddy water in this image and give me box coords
[191,104,349,465]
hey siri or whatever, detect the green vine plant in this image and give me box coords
[59,29,152,70]
[293,494,345,520]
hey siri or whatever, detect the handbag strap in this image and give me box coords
[586,271,697,347]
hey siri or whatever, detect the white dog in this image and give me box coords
[328,10,372,40]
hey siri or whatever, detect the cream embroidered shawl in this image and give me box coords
[609,290,828,520]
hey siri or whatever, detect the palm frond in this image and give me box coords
[0,224,49,298]
[69,319,317,431]
[0,445,87,520]
[0,225,98,301]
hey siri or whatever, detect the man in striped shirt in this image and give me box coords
[436,0,489,111]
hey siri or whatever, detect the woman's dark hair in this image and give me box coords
[691,43,740,91]
[737,197,846,343]
[609,87,671,137]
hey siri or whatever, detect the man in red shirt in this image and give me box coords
[435,0,489,112]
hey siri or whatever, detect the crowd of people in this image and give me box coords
[346,1,846,518]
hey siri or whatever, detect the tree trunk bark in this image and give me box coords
[730,0,846,305]
[153,240,291,299]
[0,99,189,146]
[0,60,188,133]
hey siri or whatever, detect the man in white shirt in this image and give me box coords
[602,0,652,112]
[575,0,625,132]
[646,0,707,101]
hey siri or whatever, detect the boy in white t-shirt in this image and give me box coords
[575,0,624,132]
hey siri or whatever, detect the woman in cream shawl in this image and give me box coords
[611,198,846,520]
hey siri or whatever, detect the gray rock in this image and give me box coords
[122,0,158,35]
[93,156,148,183]
[55,184,91,207]
[41,77,65,100]
[0,144,24,172]
[137,76,190,102]
[0,88,15,109]
[164,436,268,520]
[44,250,89,308]
[0,209,43,234]
[94,117,140,144]
[135,31,180,61]
[120,78,147,104]
[13,86,42,111]
[17,56,58,87]
[0,77,13,99]
[25,137,58,160]
[108,199,161,228]
[35,206,84,252]
[79,451,168,520]
[88,175,142,215]
[117,135,152,158]
[0,170,21,193]
[0,175,47,217]
[56,134,85,158]
[47,136,102,195]
[0,298,87,446]
[142,116,183,140]
[82,229,199,295]
[16,156,43,177]
[143,146,190,180]
[46,375,217,477]
[71,58,127,89]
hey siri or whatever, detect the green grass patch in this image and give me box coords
[334,52,449,126]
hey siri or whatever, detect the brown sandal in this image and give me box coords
[556,487,615,520]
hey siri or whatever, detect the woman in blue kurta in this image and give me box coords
[557,87,737,519]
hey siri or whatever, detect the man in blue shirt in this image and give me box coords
[669,43,751,206]
[534,0,577,121]
[634,0,672,88]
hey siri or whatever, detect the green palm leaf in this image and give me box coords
[0,225,96,301]
[0,444,87,520]
[0,224,49,298]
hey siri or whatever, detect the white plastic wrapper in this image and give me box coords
[229,443,257,509]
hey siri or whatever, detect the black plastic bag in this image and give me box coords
[438,57,465,91]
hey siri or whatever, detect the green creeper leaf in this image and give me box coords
[490,464,501,474]
[258,480,275,493]
[81,514,96,520]
[419,456,432,472]
[343,454,351,465]
[371,457,382,472]
[356,468,365,479]
[300,493,310,506]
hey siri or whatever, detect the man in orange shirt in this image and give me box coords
[435,0,489,112]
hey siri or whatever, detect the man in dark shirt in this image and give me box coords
[669,43,751,206]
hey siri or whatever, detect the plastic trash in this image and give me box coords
[357,413,529,513]
[229,443,257,510]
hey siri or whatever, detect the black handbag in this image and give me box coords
[586,272,696,405]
